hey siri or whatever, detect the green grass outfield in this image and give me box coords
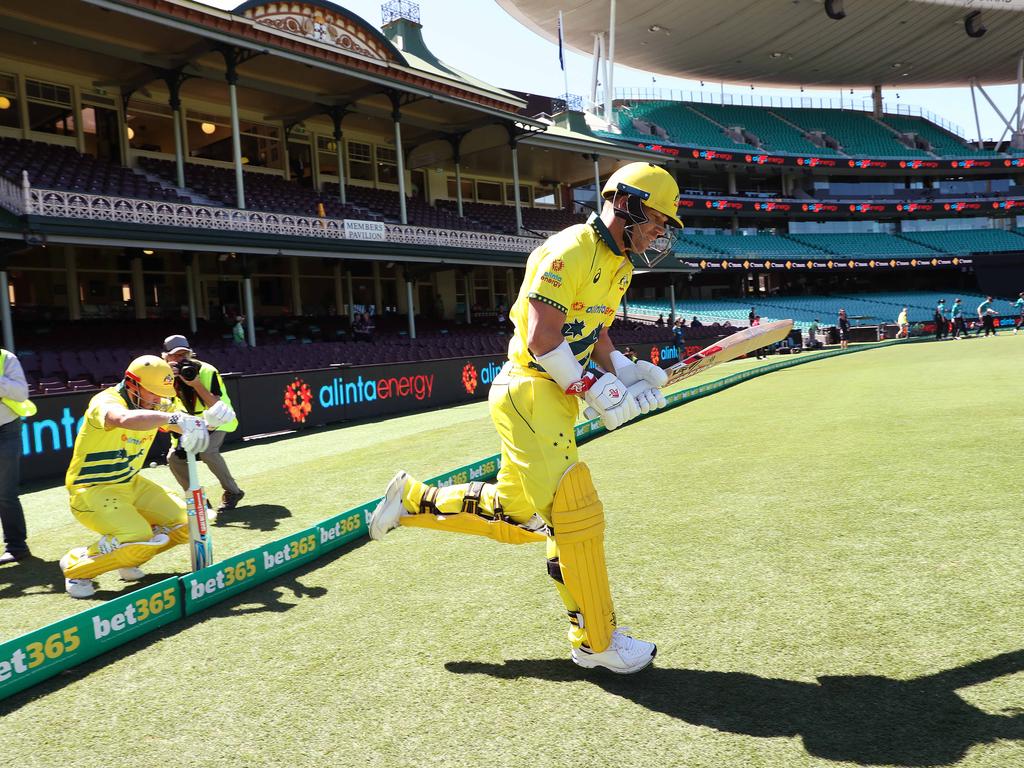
[2,337,1023,767]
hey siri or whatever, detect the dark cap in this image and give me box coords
[162,334,192,354]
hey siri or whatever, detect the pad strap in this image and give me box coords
[419,486,439,516]
[461,482,485,516]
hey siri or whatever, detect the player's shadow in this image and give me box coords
[214,502,291,532]
[446,650,1024,767]
[0,555,66,599]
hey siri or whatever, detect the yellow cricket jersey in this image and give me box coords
[65,386,158,490]
[508,214,632,377]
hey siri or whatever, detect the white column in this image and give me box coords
[464,270,473,324]
[455,161,464,218]
[184,255,197,334]
[669,281,677,324]
[346,269,354,321]
[593,157,602,212]
[336,134,347,204]
[372,261,383,313]
[511,144,523,233]
[131,253,146,320]
[332,262,344,315]
[173,106,185,189]
[228,81,245,209]
[600,33,610,120]
[590,34,601,112]
[192,255,205,320]
[728,171,737,195]
[487,266,496,308]
[394,119,407,225]
[872,85,883,119]
[970,79,984,148]
[65,247,81,321]
[0,270,13,352]
[289,255,302,315]
[406,277,416,339]
[242,276,255,347]
[607,0,616,119]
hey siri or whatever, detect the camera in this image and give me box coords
[177,359,201,382]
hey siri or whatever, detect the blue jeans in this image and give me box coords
[0,420,28,555]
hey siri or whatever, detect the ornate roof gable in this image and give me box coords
[234,1,405,64]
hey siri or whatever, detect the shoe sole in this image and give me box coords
[369,471,408,541]
[571,644,657,674]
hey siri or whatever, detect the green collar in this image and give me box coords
[587,213,622,256]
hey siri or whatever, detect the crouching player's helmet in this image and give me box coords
[123,355,176,411]
[602,162,683,267]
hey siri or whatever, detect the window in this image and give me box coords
[504,184,531,205]
[348,141,373,181]
[316,135,341,176]
[446,176,474,200]
[376,146,398,185]
[534,187,559,207]
[476,180,502,202]
[25,79,74,137]
[185,113,282,168]
[0,73,20,130]
[128,99,177,154]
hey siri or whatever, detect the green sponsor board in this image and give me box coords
[182,507,367,615]
[0,577,181,701]
[429,455,500,486]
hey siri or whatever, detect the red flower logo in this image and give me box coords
[461,363,478,394]
[650,346,660,365]
[283,378,313,424]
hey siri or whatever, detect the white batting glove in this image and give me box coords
[610,351,668,412]
[204,400,235,429]
[582,372,642,431]
[168,413,210,454]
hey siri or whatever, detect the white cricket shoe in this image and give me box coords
[119,567,146,581]
[571,628,657,674]
[368,471,410,541]
[65,578,96,599]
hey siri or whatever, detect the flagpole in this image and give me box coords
[559,10,570,107]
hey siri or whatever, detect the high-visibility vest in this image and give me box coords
[0,348,37,417]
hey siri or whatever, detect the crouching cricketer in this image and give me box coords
[59,355,215,598]
[370,163,682,673]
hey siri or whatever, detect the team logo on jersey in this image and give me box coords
[551,259,564,272]
[572,301,585,311]
[618,276,628,291]
[593,268,602,284]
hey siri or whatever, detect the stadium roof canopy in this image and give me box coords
[496,0,1024,88]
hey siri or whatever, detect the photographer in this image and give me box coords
[161,335,245,516]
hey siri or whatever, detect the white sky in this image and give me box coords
[198,0,1023,144]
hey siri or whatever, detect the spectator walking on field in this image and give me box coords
[951,298,968,340]
[807,318,821,349]
[232,316,246,348]
[1013,292,1024,335]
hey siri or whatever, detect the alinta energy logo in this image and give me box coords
[283,378,313,424]
[461,363,479,395]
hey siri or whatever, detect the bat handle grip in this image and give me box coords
[583,406,599,421]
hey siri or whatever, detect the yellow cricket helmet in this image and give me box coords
[602,162,683,229]
[124,355,176,398]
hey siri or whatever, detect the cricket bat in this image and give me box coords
[584,319,794,420]
[185,450,213,571]
[662,319,794,386]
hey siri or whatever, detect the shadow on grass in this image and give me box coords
[446,651,1024,766]
[213,502,291,532]
[0,555,65,599]
[0,535,369,715]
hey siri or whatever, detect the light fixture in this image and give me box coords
[648,24,662,33]
[201,122,216,135]
[142,249,154,255]
[770,52,784,59]
[126,126,135,140]
[0,96,10,110]
[965,10,986,38]
[824,0,846,20]
[241,156,250,164]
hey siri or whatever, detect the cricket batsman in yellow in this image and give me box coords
[370,163,682,673]
[59,355,226,598]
